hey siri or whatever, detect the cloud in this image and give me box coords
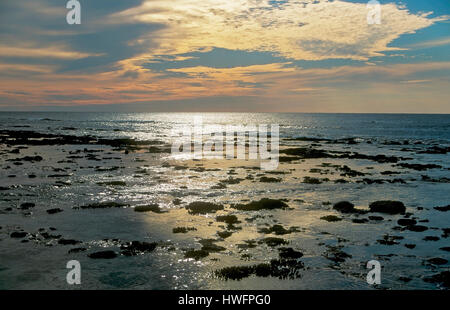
[0,0,449,113]
[400,79,432,84]
[112,0,447,63]
[0,45,103,59]
[407,37,450,49]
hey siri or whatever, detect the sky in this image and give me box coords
[0,0,449,113]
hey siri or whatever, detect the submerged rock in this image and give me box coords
[68,248,87,254]
[215,258,304,281]
[232,198,289,211]
[172,227,197,234]
[184,249,209,260]
[80,202,129,209]
[96,181,126,186]
[324,246,352,263]
[369,201,406,214]
[7,155,43,162]
[320,215,342,222]
[259,176,281,183]
[280,147,330,158]
[215,265,254,280]
[423,271,450,288]
[397,163,441,171]
[120,241,157,256]
[302,176,324,184]
[406,225,428,232]
[427,258,448,265]
[199,239,226,253]
[217,231,233,239]
[258,224,299,235]
[216,215,241,225]
[278,247,303,259]
[423,236,440,241]
[259,237,288,247]
[352,218,369,224]
[186,201,224,214]
[58,239,82,245]
[377,235,403,245]
[134,204,164,213]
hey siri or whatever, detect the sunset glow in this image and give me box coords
[0,0,449,112]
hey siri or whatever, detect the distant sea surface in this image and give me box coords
[1,112,449,143]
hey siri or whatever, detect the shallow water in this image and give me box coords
[0,112,449,289]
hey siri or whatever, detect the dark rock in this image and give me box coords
[423,236,440,241]
[280,147,330,159]
[7,155,43,162]
[259,176,281,183]
[397,163,441,171]
[406,225,428,232]
[278,247,303,259]
[302,176,324,184]
[259,237,288,247]
[120,241,157,256]
[88,250,117,259]
[320,215,342,222]
[199,239,226,252]
[397,219,417,226]
[369,201,406,214]
[216,215,241,225]
[186,201,224,214]
[184,249,209,260]
[404,244,416,249]
[232,198,289,211]
[46,208,63,214]
[324,246,352,263]
[423,271,450,288]
[333,201,355,213]
[172,227,197,233]
[427,258,448,265]
[377,235,403,245]
[258,224,299,235]
[96,181,126,186]
[443,228,450,238]
[19,202,35,210]
[68,248,87,254]
[217,231,232,239]
[10,232,27,238]
[434,205,450,212]
[352,218,369,224]
[172,198,182,205]
[80,202,129,209]
[215,258,304,281]
[134,204,164,213]
[215,265,254,280]
[58,239,82,245]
